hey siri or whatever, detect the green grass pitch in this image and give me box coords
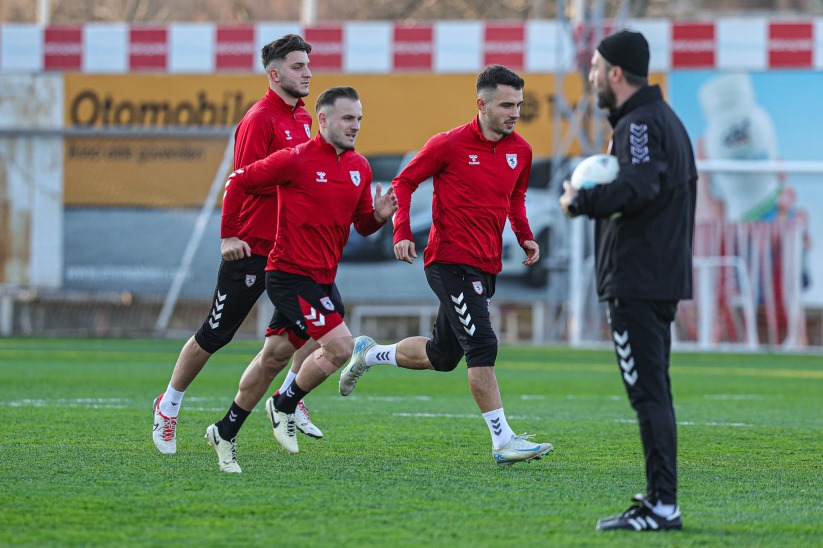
[1,338,821,546]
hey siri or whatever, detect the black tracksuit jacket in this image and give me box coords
[574,85,697,302]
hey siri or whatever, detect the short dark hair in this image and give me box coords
[261,34,311,70]
[476,64,525,94]
[315,86,360,113]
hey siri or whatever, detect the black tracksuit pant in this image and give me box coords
[607,297,679,506]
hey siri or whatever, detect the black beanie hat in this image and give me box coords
[596,30,649,77]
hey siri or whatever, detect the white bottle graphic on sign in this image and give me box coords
[698,73,779,221]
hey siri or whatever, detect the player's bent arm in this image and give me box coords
[372,184,397,224]
[352,177,389,237]
[220,237,252,261]
[393,239,417,264]
[233,114,275,167]
[220,153,291,237]
[231,147,298,195]
[522,239,540,265]
[391,139,443,242]
[219,147,294,236]
[220,171,249,238]
[508,163,534,244]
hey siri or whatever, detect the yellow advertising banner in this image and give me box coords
[63,73,665,206]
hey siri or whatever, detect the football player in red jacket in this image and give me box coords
[338,65,554,468]
[206,87,398,472]
[152,35,325,455]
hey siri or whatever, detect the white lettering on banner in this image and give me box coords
[770,39,813,51]
[394,43,433,55]
[671,39,714,52]
[215,43,255,55]
[484,41,524,54]
[44,44,83,55]
[312,43,343,55]
[130,43,167,55]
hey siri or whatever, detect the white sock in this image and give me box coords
[365,344,398,366]
[160,384,185,418]
[482,408,516,450]
[652,502,677,517]
[278,370,297,394]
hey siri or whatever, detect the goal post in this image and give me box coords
[154,128,236,334]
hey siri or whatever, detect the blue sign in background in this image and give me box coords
[669,70,823,306]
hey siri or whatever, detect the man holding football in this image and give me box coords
[560,30,697,532]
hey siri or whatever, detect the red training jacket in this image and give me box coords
[392,116,534,274]
[222,133,385,284]
[222,88,313,256]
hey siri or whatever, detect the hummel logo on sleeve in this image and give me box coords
[629,123,650,164]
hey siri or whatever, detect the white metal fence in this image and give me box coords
[567,159,821,350]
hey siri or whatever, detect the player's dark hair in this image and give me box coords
[476,64,525,94]
[261,34,312,70]
[315,86,360,113]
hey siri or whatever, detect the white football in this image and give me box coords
[570,154,619,190]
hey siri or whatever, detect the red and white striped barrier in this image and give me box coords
[1,18,821,74]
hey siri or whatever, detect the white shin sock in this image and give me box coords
[160,384,185,418]
[482,408,515,450]
[365,344,398,366]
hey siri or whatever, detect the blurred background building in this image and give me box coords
[1,0,821,350]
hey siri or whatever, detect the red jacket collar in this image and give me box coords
[469,115,514,145]
[265,88,305,113]
[313,131,357,157]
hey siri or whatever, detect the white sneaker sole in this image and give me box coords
[494,444,554,467]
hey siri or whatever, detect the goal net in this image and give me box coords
[567,160,818,350]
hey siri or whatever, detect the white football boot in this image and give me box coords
[295,400,323,439]
[338,335,376,396]
[266,396,299,454]
[492,433,554,467]
[152,393,177,454]
[204,423,241,473]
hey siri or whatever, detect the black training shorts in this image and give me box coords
[194,254,268,353]
[424,262,498,368]
[265,270,346,348]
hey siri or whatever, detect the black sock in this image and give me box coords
[215,401,251,440]
[274,381,309,414]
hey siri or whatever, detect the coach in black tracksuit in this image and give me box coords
[561,30,697,532]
